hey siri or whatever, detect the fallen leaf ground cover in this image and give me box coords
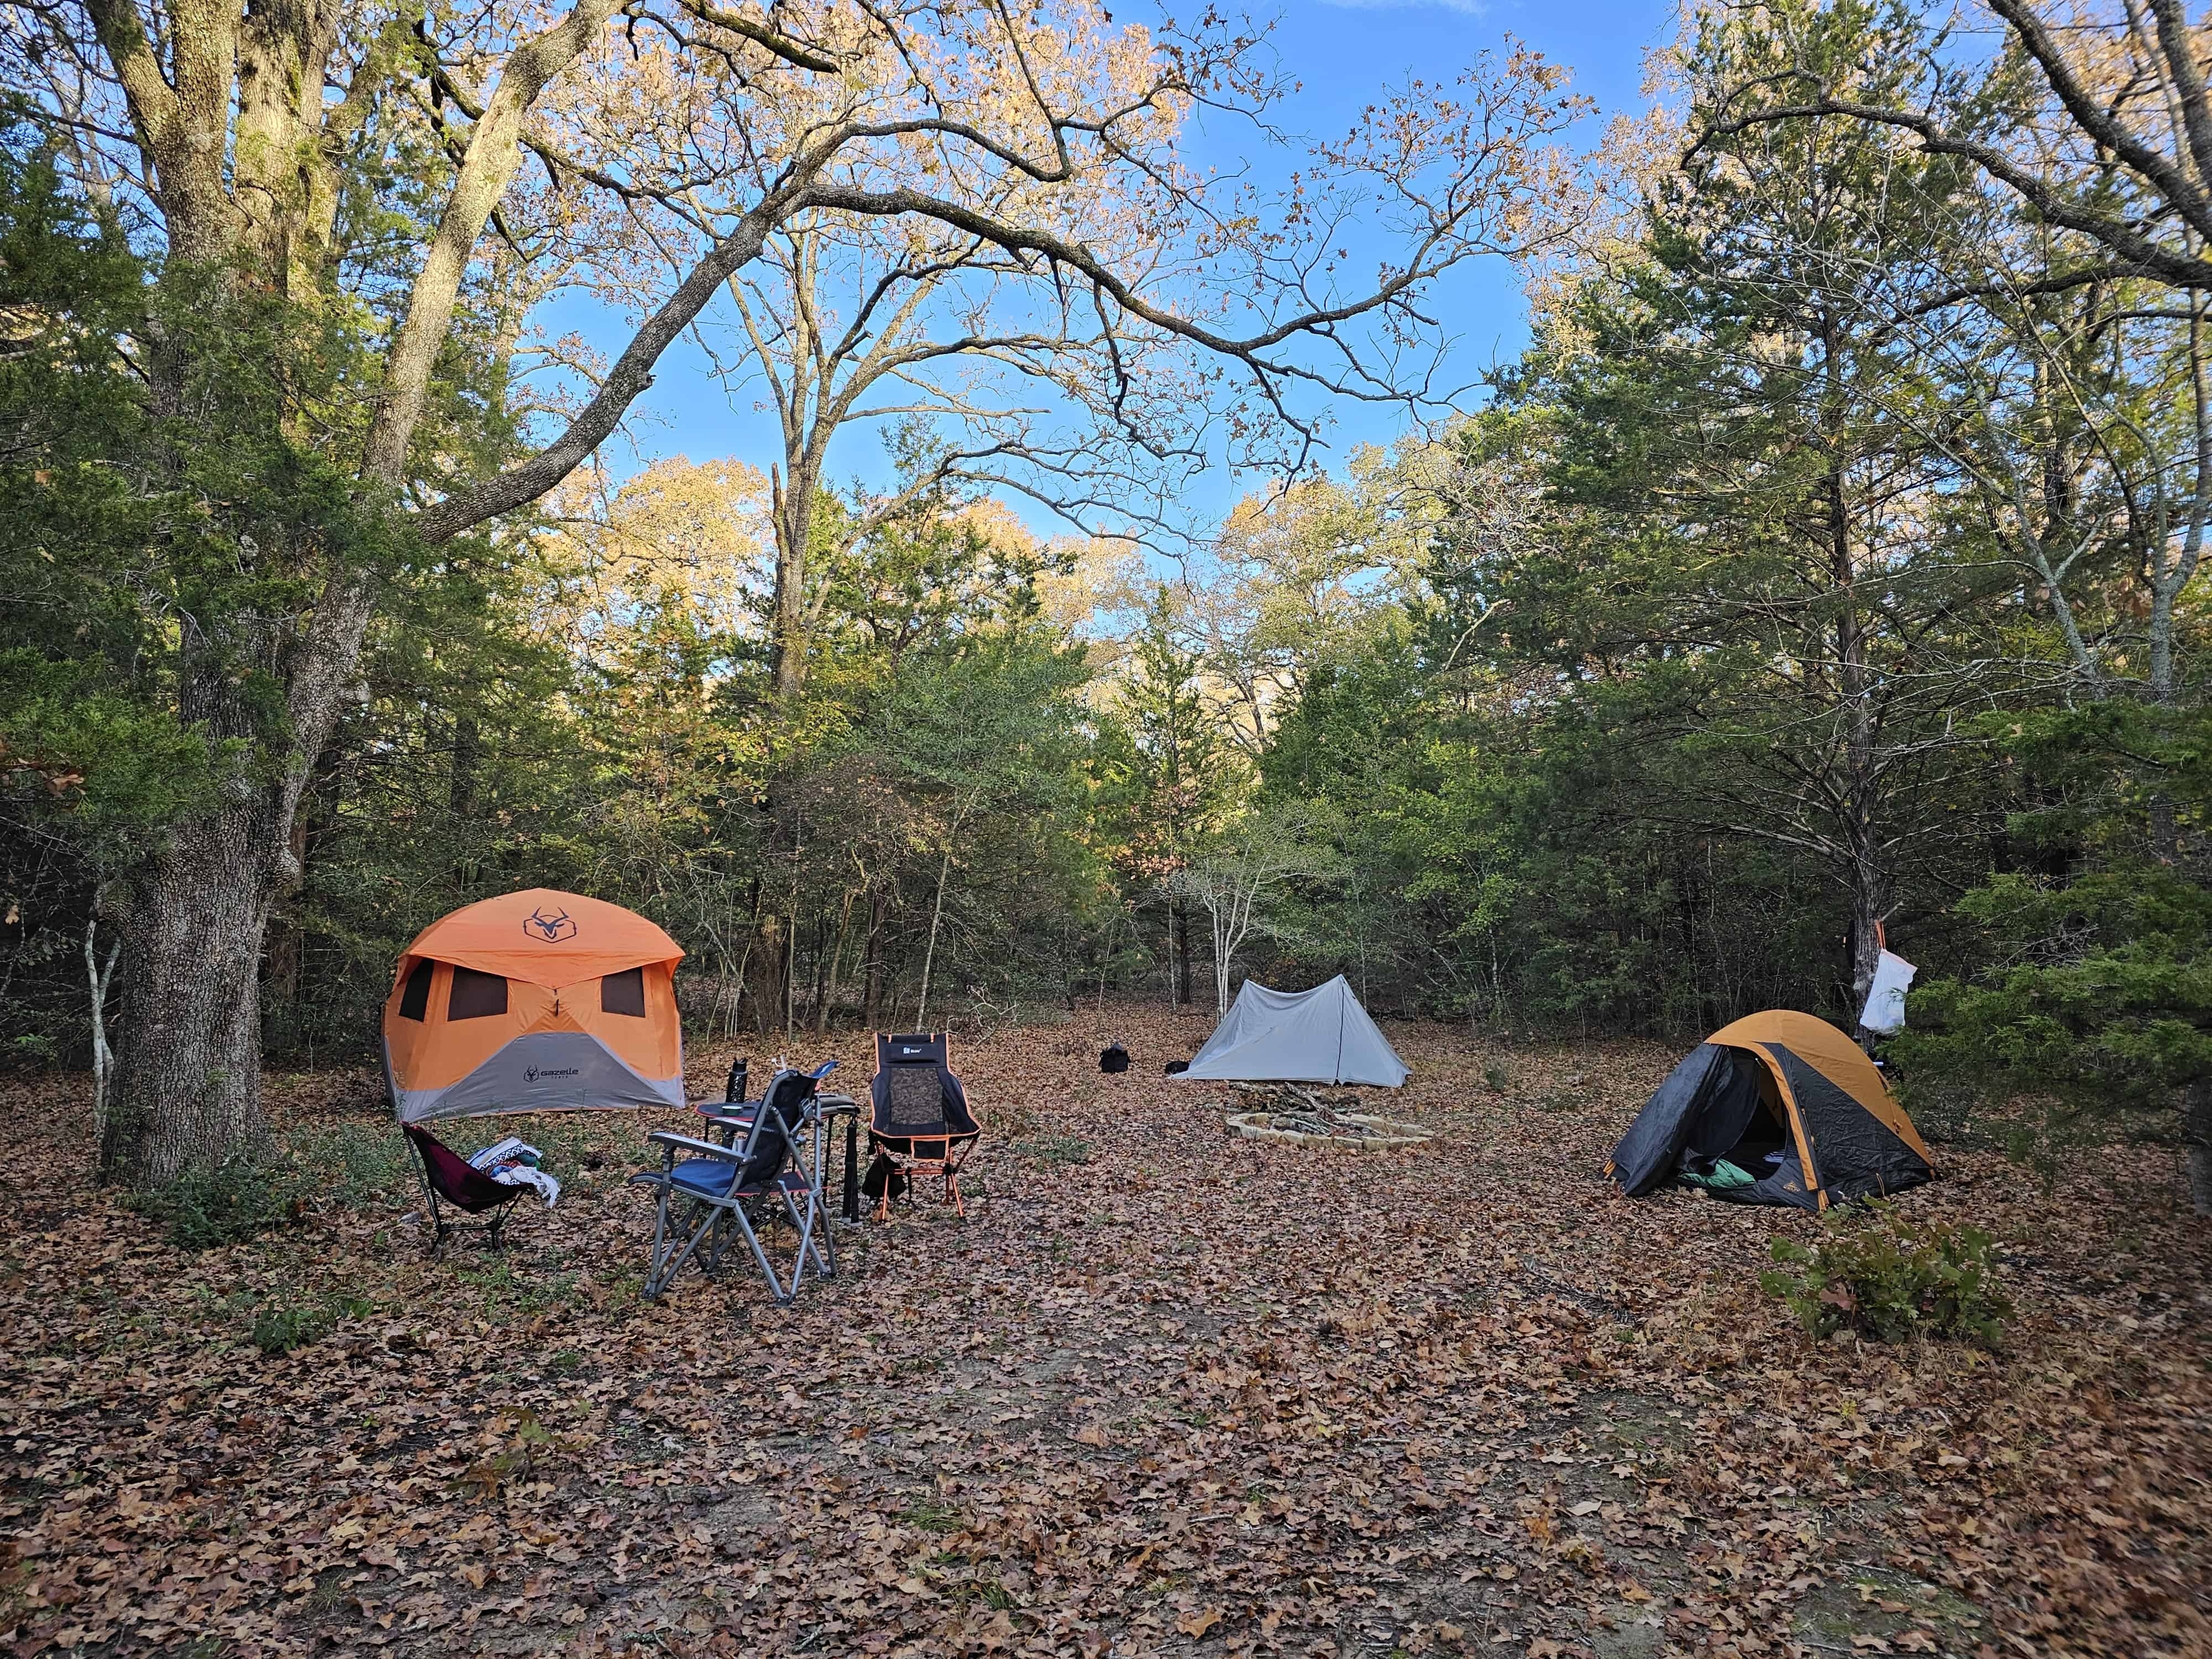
[1,1008,2206,1659]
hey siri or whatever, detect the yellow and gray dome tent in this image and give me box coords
[1606,1010,1933,1210]
[1176,975,1408,1087]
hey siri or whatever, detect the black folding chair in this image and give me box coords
[632,1064,836,1304]
[865,1032,980,1220]
[401,1122,526,1259]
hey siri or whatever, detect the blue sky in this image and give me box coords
[591,0,1677,538]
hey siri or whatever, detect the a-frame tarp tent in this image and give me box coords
[1177,975,1408,1086]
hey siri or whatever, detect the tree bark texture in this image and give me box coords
[2185,1078,2212,1216]
[770,462,813,705]
[102,801,281,1185]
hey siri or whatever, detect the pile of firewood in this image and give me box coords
[1221,1082,1374,1138]
[1219,1082,1435,1151]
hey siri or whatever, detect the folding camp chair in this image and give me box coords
[402,1122,528,1259]
[866,1032,981,1220]
[631,1063,836,1304]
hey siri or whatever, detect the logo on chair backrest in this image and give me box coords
[524,907,577,943]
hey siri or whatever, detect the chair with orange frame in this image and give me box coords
[863,1032,980,1220]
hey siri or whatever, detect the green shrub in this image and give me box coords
[148,1126,412,1248]
[251,1302,329,1355]
[1759,1202,2013,1348]
[282,1121,410,1207]
[251,1292,372,1355]
[140,1156,306,1249]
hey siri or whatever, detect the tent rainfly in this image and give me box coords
[1605,1010,1934,1210]
[1177,975,1408,1087]
[382,888,686,1124]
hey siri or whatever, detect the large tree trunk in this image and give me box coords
[748,911,784,1037]
[102,803,282,1185]
[84,0,733,1187]
[769,465,814,704]
[2184,1078,2212,1216]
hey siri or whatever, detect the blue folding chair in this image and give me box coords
[630,1063,837,1305]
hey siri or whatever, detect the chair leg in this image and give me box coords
[813,1188,837,1279]
[727,1203,791,1306]
[644,1191,722,1300]
[780,1182,833,1291]
[700,1206,737,1274]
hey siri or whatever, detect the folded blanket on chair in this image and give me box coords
[467,1135,538,1170]
[466,1137,561,1207]
[491,1164,561,1207]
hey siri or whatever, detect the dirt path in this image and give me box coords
[1,1009,2205,1657]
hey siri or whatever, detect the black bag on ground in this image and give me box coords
[1164,1059,1189,1075]
[1099,1042,1130,1073]
[861,1155,910,1202]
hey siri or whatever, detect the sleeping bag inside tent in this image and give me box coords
[1605,1010,1932,1210]
[1176,975,1408,1086]
[383,889,686,1123]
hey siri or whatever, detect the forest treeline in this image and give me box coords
[3,0,2210,1201]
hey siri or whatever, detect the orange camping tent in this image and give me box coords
[382,889,685,1123]
[1606,1009,1933,1209]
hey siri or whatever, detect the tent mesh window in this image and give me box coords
[397,959,434,1021]
[601,967,646,1017]
[447,966,509,1020]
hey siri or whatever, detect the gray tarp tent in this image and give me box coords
[1177,975,1408,1086]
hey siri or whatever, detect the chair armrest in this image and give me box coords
[648,1130,744,1161]
[697,1107,758,1128]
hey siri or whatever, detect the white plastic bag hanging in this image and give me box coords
[1859,949,1917,1035]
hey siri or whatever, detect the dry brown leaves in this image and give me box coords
[0,1009,2205,1658]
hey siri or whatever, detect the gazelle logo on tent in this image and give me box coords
[524,1065,580,1083]
[523,906,577,943]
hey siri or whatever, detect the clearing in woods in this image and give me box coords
[1,1009,2205,1657]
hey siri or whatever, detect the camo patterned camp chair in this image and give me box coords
[864,1032,980,1220]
